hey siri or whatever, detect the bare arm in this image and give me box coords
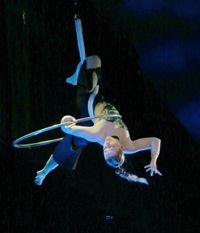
[62,124,99,142]
[125,137,162,176]
[60,115,101,142]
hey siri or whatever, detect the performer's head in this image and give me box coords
[103,136,125,168]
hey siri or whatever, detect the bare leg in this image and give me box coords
[34,154,58,186]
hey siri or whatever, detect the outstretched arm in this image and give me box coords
[125,137,162,176]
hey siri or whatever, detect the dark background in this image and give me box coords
[0,0,199,232]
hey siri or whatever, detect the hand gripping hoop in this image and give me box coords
[12,114,121,149]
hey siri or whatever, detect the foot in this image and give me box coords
[34,170,47,186]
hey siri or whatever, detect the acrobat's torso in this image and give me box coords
[93,101,133,150]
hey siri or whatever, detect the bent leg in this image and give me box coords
[36,57,102,185]
[35,135,88,185]
[74,55,103,123]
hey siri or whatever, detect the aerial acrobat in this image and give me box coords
[32,14,162,186]
[9,8,162,185]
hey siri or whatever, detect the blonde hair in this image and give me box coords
[105,149,125,168]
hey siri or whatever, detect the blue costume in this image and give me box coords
[53,60,100,170]
[53,58,127,170]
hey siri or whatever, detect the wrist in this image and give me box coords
[151,155,158,164]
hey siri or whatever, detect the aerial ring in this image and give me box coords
[12,114,121,149]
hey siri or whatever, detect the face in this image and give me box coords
[103,136,123,168]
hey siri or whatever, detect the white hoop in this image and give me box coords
[12,114,121,149]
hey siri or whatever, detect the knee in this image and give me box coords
[86,55,101,69]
